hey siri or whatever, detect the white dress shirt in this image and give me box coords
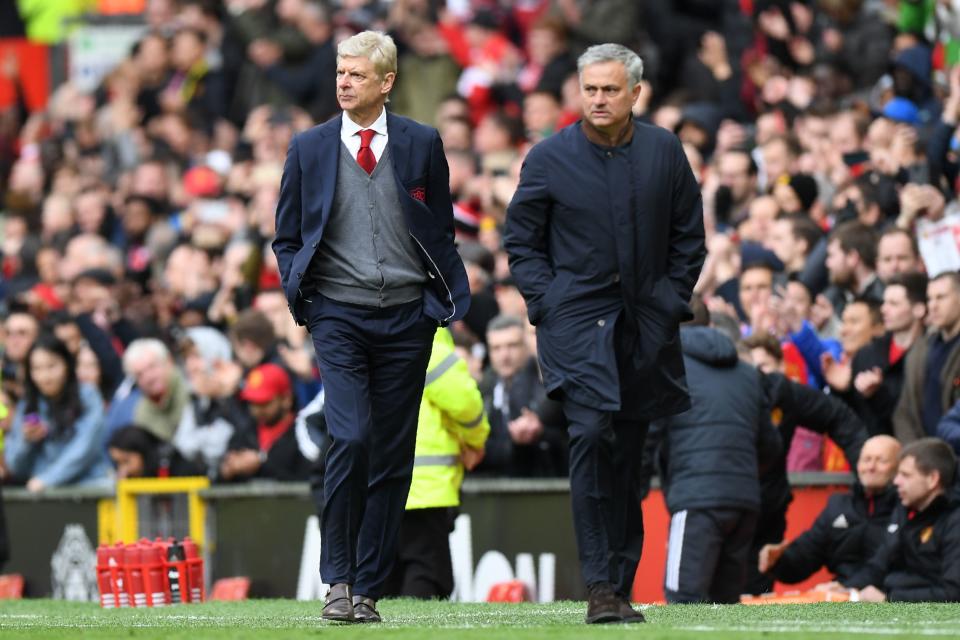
[340,108,389,163]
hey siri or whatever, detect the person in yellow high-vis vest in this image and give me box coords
[383,327,489,599]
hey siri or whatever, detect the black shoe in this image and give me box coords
[352,595,381,623]
[585,582,623,624]
[322,583,354,622]
[618,597,646,624]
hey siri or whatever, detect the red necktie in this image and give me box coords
[357,129,377,174]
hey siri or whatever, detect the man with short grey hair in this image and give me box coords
[274,30,470,623]
[505,42,705,623]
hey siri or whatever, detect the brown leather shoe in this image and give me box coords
[618,598,646,624]
[322,583,354,622]
[352,595,382,623]
[585,582,623,624]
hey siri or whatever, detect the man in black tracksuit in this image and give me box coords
[642,324,781,603]
[841,438,960,602]
[746,370,869,594]
[759,435,901,585]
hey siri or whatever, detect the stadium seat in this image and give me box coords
[0,574,25,599]
[209,577,251,601]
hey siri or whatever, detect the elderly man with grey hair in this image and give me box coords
[505,43,705,623]
[103,338,190,446]
[273,30,470,623]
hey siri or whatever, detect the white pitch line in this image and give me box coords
[675,625,960,636]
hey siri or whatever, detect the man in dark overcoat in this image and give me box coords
[504,42,705,624]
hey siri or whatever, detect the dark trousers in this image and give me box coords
[745,505,787,595]
[308,294,434,599]
[562,398,647,597]
[382,507,455,599]
[664,507,758,604]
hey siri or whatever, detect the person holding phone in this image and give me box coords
[4,334,109,492]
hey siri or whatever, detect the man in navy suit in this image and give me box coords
[505,43,705,623]
[273,30,469,623]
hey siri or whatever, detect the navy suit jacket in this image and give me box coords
[273,111,470,326]
[504,121,706,419]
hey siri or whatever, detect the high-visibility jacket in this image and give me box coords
[406,328,489,510]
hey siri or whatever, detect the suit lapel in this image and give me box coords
[386,112,412,184]
[318,116,341,228]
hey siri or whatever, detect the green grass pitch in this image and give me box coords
[2,599,960,639]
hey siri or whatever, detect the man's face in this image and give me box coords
[336,55,395,119]
[717,152,755,204]
[839,302,881,355]
[579,61,640,134]
[876,233,919,283]
[894,455,940,510]
[247,394,289,426]
[927,277,960,332]
[785,281,813,319]
[3,313,39,363]
[830,113,861,155]
[766,219,803,268]
[131,353,171,401]
[761,139,791,185]
[523,93,560,136]
[825,239,855,287]
[857,438,900,493]
[882,284,921,333]
[487,326,528,380]
[749,347,781,374]
[739,267,773,317]
[53,323,84,355]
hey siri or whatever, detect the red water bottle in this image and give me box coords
[112,543,130,608]
[124,544,147,607]
[182,537,204,603]
[96,544,116,608]
[142,542,167,607]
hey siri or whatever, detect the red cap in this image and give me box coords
[183,166,221,198]
[239,363,291,404]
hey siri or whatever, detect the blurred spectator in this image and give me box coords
[875,228,921,284]
[172,325,249,477]
[823,221,883,318]
[221,362,309,481]
[4,334,108,491]
[842,272,929,437]
[477,315,566,477]
[895,273,960,443]
[105,338,190,443]
[1,309,40,397]
[108,424,205,478]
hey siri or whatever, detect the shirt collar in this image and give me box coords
[342,107,388,138]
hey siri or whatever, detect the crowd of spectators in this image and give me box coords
[1,0,960,533]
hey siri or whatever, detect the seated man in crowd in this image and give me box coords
[837,438,960,602]
[476,315,566,477]
[220,363,310,482]
[105,339,190,444]
[758,435,901,585]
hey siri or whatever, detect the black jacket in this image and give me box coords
[505,120,705,419]
[772,483,899,584]
[841,333,911,437]
[226,416,311,482]
[760,372,869,517]
[644,326,780,513]
[476,358,567,477]
[844,494,960,601]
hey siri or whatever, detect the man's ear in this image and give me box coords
[381,71,396,95]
